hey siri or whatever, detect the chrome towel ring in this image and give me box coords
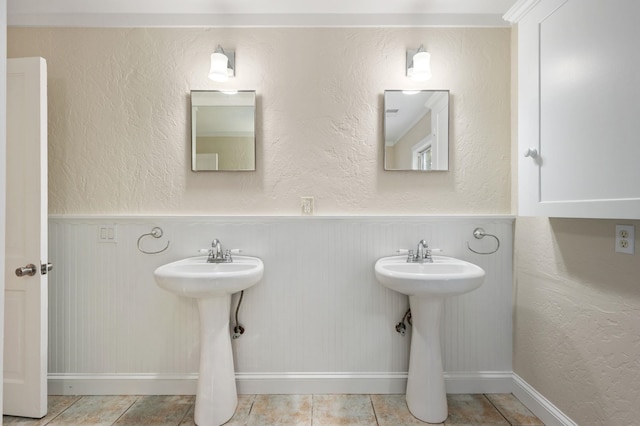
[466,227,500,255]
[137,227,170,255]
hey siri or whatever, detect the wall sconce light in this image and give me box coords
[208,45,235,82]
[406,45,432,82]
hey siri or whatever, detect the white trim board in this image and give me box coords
[48,371,514,396]
[48,214,516,221]
[512,374,578,426]
[8,13,512,28]
[48,374,200,397]
[503,0,541,23]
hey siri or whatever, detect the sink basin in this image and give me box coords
[374,254,485,424]
[153,254,263,426]
[374,255,484,297]
[154,255,264,298]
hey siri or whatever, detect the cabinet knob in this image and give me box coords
[524,148,538,158]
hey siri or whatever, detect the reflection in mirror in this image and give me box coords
[384,90,449,171]
[191,90,256,171]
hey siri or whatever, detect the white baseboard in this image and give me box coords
[445,371,513,394]
[48,371,511,396]
[512,373,578,426]
[48,374,199,396]
[235,373,408,394]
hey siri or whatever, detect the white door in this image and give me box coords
[3,57,48,418]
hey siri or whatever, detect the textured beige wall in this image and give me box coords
[8,27,510,215]
[514,218,640,424]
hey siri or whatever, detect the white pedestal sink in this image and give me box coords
[375,255,485,423]
[154,255,263,426]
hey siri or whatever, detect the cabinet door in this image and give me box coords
[517,0,640,219]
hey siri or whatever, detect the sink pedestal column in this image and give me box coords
[195,296,237,426]
[406,296,447,424]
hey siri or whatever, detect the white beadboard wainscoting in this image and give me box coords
[47,216,514,396]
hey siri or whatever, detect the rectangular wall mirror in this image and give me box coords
[191,90,256,171]
[383,90,449,171]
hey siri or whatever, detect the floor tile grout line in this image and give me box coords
[368,395,381,426]
[246,395,256,426]
[110,395,142,425]
[176,400,195,426]
[43,395,83,425]
[482,393,513,426]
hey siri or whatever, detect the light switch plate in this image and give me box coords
[98,224,118,243]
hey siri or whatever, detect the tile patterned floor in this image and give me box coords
[3,394,543,425]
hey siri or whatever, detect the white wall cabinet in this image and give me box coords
[507,0,640,219]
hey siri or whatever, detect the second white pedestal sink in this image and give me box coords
[154,255,263,426]
[375,254,485,424]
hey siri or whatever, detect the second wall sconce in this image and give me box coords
[406,45,432,82]
[208,45,235,82]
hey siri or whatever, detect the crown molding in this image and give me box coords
[8,12,513,28]
[503,0,540,23]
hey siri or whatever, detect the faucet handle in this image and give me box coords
[225,249,242,257]
[222,248,242,262]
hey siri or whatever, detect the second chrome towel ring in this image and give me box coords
[467,227,500,255]
[137,227,170,255]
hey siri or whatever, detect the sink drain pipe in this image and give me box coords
[232,291,245,339]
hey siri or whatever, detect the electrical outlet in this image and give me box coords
[615,225,634,254]
[98,225,117,243]
[301,197,314,216]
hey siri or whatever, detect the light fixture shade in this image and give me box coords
[208,52,230,82]
[208,45,235,82]
[410,51,432,81]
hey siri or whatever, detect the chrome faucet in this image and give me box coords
[406,239,432,263]
[207,239,232,263]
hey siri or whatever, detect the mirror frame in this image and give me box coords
[383,90,450,172]
[190,90,256,172]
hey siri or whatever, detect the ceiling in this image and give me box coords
[8,0,519,27]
